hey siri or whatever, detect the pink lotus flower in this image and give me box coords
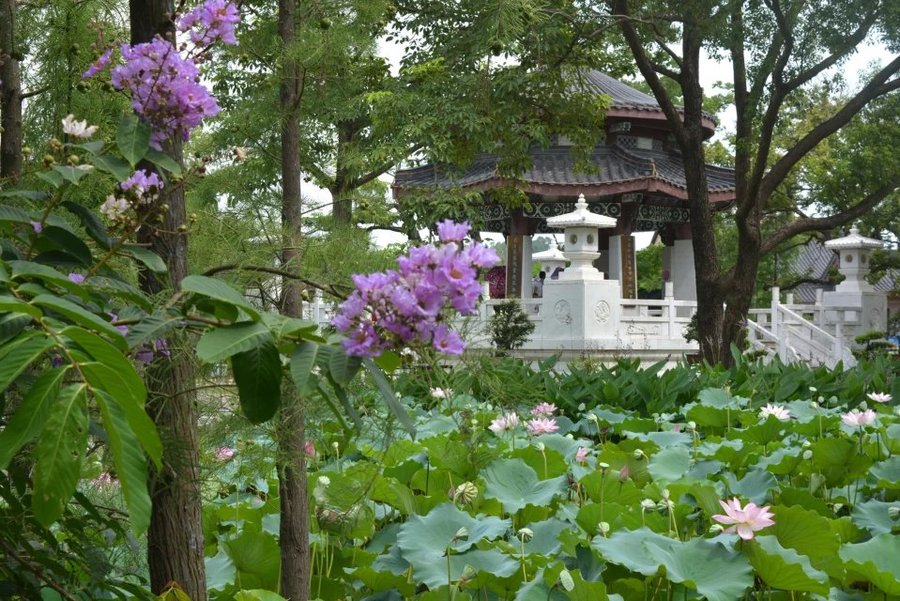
[489,412,519,434]
[841,409,877,427]
[759,403,791,421]
[711,497,775,540]
[526,417,559,435]
[215,447,235,461]
[618,464,630,482]
[531,402,557,417]
[304,440,316,458]
[867,392,892,404]
[575,447,589,464]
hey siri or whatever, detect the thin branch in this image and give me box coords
[760,179,900,255]
[21,85,48,99]
[760,61,900,202]
[201,263,351,299]
[0,539,79,601]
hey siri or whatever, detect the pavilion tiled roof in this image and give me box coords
[393,144,736,199]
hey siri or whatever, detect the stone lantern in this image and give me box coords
[531,239,568,277]
[531,193,622,345]
[545,194,617,281]
[823,225,887,334]
[824,225,883,293]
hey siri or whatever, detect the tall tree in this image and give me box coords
[128,1,205,597]
[609,0,900,363]
[276,0,313,598]
[0,0,22,179]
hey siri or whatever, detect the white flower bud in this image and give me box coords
[709,523,724,534]
[559,569,575,592]
[634,449,646,459]
[888,506,900,519]
[802,450,813,460]
[453,527,469,541]
[598,521,610,535]
[598,462,610,471]
[641,499,656,511]
[517,527,534,542]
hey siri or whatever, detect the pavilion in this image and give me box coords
[392,71,736,306]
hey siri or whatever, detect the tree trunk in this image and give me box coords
[278,1,311,599]
[129,2,205,599]
[677,19,727,364]
[0,0,23,180]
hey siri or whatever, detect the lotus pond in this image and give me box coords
[192,355,900,601]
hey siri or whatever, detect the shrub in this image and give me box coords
[488,301,536,353]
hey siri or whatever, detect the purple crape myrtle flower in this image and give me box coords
[82,48,113,79]
[332,222,499,357]
[111,37,220,148]
[178,0,240,46]
[120,169,164,204]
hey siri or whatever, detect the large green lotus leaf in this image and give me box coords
[514,570,568,601]
[746,535,830,595]
[737,416,789,445]
[579,470,642,506]
[537,433,582,457]
[593,529,753,601]
[769,505,841,575]
[869,456,900,490]
[591,527,674,576]
[422,435,477,478]
[413,548,518,590]
[396,502,510,585]
[372,546,410,576]
[626,431,691,447]
[685,403,730,428]
[205,548,236,592]
[698,388,743,408]
[851,499,900,535]
[839,533,900,595]
[778,488,831,517]
[223,530,280,591]
[725,468,777,504]
[811,438,872,487]
[565,568,617,601]
[885,424,900,454]
[754,446,803,476]
[516,518,570,556]
[482,458,568,514]
[647,445,691,483]
[646,537,754,601]
[510,445,568,479]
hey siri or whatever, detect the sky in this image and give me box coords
[304,33,894,251]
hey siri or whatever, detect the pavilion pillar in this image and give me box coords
[595,230,611,275]
[506,210,531,298]
[670,225,696,316]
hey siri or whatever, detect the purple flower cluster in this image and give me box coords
[178,0,240,46]
[120,169,164,203]
[111,37,220,148]
[332,221,499,357]
[82,48,113,80]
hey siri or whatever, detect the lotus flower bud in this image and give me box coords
[453,481,478,505]
[641,499,656,511]
[709,523,724,534]
[634,449,646,460]
[559,569,575,592]
[598,462,610,471]
[888,506,900,519]
[453,527,469,542]
[598,521,610,535]
[517,527,534,542]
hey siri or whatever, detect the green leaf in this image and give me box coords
[116,115,150,166]
[231,340,282,424]
[374,349,402,372]
[768,505,840,565]
[91,154,133,181]
[37,169,64,188]
[181,275,260,319]
[328,348,362,386]
[121,244,166,273]
[0,294,42,318]
[72,140,104,154]
[234,591,289,601]
[145,148,182,176]
[396,503,511,589]
[0,368,67,469]
[0,334,54,395]
[647,445,691,483]
[851,499,900,536]
[224,530,280,591]
[33,384,88,526]
[363,357,415,436]
[61,201,113,249]
[10,260,89,294]
[196,321,272,363]
[290,341,320,394]
[31,295,127,350]
[52,165,92,184]
[126,312,181,348]
[839,533,900,595]
[62,326,144,400]
[0,203,34,223]
[746,535,830,594]
[205,548,237,592]
[42,225,93,265]
[482,458,568,514]
[94,389,151,533]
